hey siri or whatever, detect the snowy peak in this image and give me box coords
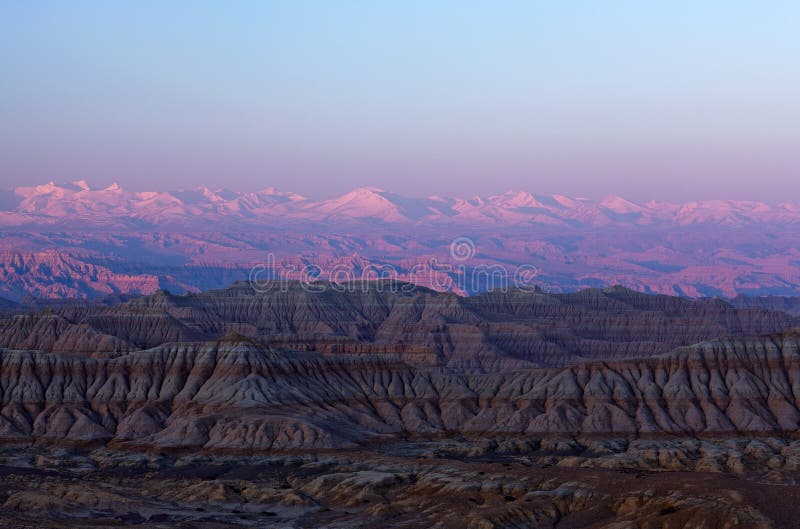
[3,181,798,228]
[257,187,307,203]
[487,191,546,209]
[600,195,645,214]
[309,187,408,221]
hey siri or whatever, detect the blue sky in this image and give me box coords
[1,1,798,199]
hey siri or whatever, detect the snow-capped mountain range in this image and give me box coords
[1,180,798,228]
[1,181,799,301]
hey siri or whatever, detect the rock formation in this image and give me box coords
[1,283,800,527]
[0,283,794,369]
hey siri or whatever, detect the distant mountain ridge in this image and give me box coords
[3,181,800,300]
[3,181,799,228]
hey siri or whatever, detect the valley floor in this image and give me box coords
[2,436,800,528]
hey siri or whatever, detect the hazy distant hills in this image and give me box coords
[2,181,800,300]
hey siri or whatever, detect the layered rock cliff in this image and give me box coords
[0,283,794,370]
[1,330,800,450]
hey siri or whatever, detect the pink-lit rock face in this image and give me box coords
[1,181,800,300]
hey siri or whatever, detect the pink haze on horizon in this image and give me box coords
[1,2,798,201]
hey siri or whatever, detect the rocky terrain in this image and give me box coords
[2,283,800,527]
[0,283,794,369]
[2,325,800,448]
[2,440,800,529]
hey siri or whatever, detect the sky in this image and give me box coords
[1,1,799,200]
